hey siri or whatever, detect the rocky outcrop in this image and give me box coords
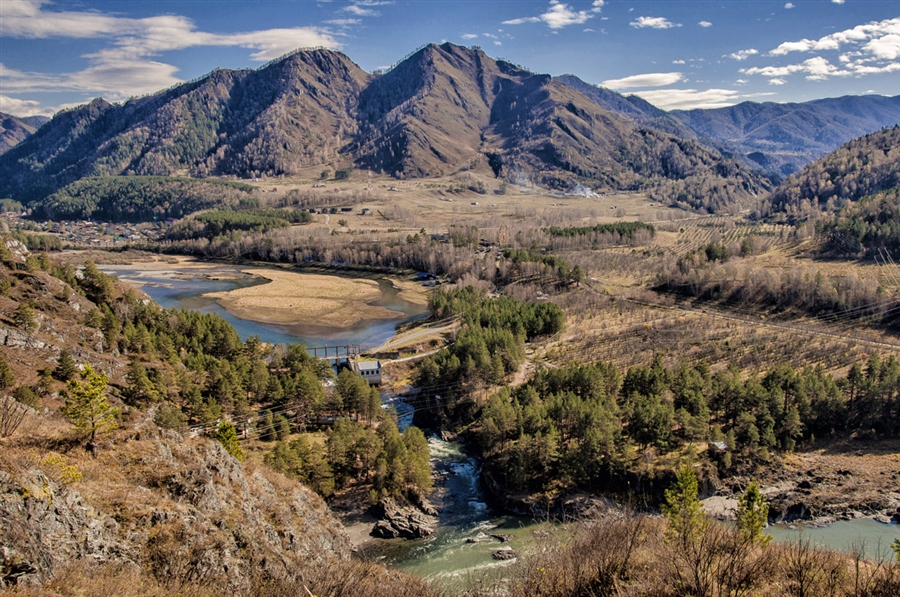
[0,425,351,591]
[0,471,134,587]
[370,497,437,539]
[492,547,517,560]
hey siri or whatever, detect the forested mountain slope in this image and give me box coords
[766,125,900,217]
[0,43,771,213]
[0,49,369,203]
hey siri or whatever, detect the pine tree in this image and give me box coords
[61,364,119,449]
[0,356,14,390]
[662,465,708,545]
[216,421,245,461]
[14,302,36,332]
[275,414,291,440]
[737,480,771,545]
[259,410,276,441]
[54,350,78,382]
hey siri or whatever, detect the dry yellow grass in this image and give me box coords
[204,269,402,328]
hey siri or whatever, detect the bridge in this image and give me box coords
[308,345,361,363]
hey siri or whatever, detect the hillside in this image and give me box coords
[555,74,696,139]
[0,113,48,155]
[0,49,369,204]
[766,125,900,217]
[0,43,771,213]
[0,244,434,596]
[670,95,900,176]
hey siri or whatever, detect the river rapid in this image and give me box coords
[104,260,899,584]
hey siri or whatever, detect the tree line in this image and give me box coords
[423,347,900,496]
[36,176,257,222]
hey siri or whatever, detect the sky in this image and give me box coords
[1,0,898,117]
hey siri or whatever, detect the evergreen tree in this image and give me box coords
[14,302,36,332]
[737,481,771,545]
[662,465,708,546]
[259,409,276,441]
[0,356,14,391]
[54,350,78,382]
[61,364,119,448]
[275,413,291,440]
[216,421,245,461]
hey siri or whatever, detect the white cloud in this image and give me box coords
[728,49,759,61]
[832,0,845,4]
[503,1,601,30]
[601,72,684,89]
[0,1,342,113]
[461,33,478,40]
[672,59,685,64]
[326,19,362,26]
[784,3,794,9]
[698,21,712,28]
[0,94,42,116]
[769,17,900,56]
[769,78,787,85]
[494,41,502,46]
[735,79,749,84]
[742,56,853,81]
[341,1,393,18]
[0,94,83,117]
[630,16,681,30]
[628,88,777,110]
[744,17,900,83]
[863,34,900,60]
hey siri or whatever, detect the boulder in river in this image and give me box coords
[492,548,517,560]
[370,498,437,540]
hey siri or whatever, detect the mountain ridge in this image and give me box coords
[10,42,883,212]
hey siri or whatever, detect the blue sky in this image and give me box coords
[1,0,898,116]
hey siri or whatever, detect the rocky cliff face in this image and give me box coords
[0,418,350,592]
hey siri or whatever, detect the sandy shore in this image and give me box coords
[204,269,406,328]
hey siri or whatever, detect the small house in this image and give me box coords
[353,360,382,385]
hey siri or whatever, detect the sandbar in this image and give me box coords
[203,269,405,328]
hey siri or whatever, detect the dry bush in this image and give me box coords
[663,521,775,597]
[776,536,847,597]
[249,558,443,597]
[506,510,651,597]
[0,561,218,597]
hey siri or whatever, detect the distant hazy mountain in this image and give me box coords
[766,125,900,217]
[669,96,900,176]
[0,112,49,154]
[555,76,900,178]
[0,43,771,213]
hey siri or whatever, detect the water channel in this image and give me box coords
[100,263,429,348]
[105,261,900,584]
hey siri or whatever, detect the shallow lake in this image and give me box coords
[101,263,429,349]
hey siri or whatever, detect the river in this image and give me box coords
[100,262,429,348]
[104,260,899,584]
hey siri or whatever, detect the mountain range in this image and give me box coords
[1,43,897,213]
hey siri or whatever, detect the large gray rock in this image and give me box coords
[0,471,134,587]
[370,497,437,539]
